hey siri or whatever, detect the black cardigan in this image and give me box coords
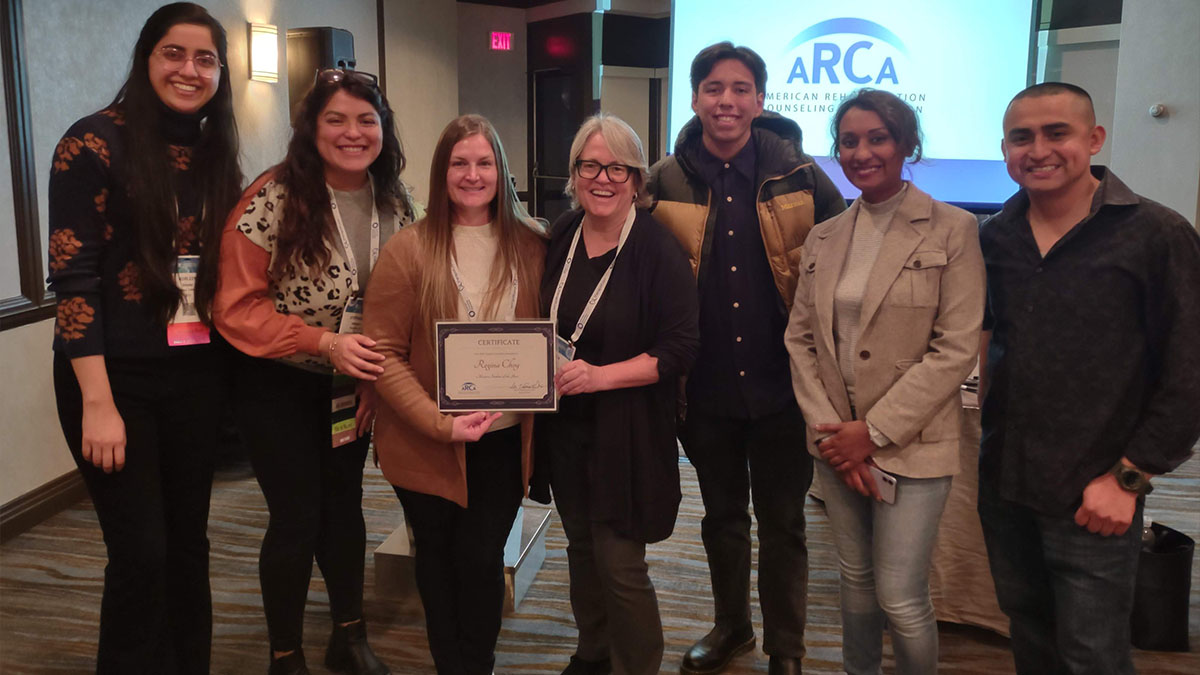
[530,208,700,543]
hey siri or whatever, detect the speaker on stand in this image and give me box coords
[286,27,356,116]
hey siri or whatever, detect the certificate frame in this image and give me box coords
[435,320,557,412]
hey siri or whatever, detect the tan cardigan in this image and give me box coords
[784,184,985,478]
[363,223,546,507]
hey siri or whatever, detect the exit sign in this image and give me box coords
[490,31,512,51]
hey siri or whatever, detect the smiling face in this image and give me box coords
[316,90,383,189]
[837,106,906,203]
[574,132,637,226]
[446,133,498,226]
[1001,92,1105,199]
[148,23,220,114]
[691,58,764,160]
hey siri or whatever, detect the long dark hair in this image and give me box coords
[272,73,410,279]
[111,2,242,325]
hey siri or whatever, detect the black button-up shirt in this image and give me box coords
[687,141,795,419]
[980,168,1200,516]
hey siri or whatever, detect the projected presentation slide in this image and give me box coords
[668,0,1037,207]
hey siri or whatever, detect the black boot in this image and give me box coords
[268,650,311,675]
[680,624,755,674]
[325,621,390,675]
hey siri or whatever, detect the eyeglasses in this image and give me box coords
[315,68,380,89]
[156,45,221,75]
[574,159,633,183]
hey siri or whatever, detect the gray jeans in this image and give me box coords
[815,461,952,675]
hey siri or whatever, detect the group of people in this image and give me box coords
[45,3,1199,675]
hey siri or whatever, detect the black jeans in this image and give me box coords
[54,348,225,675]
[232,356,370,654]
[549,418,664,675]
[394,424,523,675]
[681,403,813,658]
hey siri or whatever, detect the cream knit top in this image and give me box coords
[833,183,908,406]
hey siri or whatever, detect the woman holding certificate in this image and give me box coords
[214,69,417,675]
[783,89,984,675]
[362,114,545,675]
[530,113,699,675]
[47,4,241,672]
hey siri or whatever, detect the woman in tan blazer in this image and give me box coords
[783,90,984,675]
[363,115,545,674]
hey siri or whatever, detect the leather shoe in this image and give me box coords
[561,654,613,674]
[268,651,311,675]
[767,656,803,675]
[325,621,390,675]
[680,625,755,673]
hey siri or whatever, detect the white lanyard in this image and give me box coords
[549,205,636,345]
[327,180,381,294]
[449,255,519,321]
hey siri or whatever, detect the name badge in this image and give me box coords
[167,255,211,346]
[331,374,358,448]
[339,295,363,335]
[555,334,576,371]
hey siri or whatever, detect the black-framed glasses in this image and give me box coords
[574,159,633,183]
[315,68,380,89]
[156,45,222,75]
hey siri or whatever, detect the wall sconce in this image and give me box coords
[248,23,279,82]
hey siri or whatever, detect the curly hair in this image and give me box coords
[271,72,411,279]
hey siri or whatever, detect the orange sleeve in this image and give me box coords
[213,181,328,359]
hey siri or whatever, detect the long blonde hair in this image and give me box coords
[417,114,544,328]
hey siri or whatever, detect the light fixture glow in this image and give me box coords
[248,23,278,83]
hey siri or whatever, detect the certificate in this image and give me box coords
[436,321,557,412]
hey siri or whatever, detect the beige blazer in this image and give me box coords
[783,184,984,478]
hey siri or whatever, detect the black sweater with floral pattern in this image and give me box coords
[47,106,207,359]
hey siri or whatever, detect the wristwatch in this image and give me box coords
[1109,461,1154,496]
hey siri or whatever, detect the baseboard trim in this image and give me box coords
[0,470,87,543]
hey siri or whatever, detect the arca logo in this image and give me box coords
[784,18,907,85]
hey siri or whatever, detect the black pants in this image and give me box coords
[232,356,370,653]
[54,348,225,675]
[549,418,664,675]
[394,425,523,675]
[681,403,813,658]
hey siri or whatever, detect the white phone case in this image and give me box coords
[868,464,898,504]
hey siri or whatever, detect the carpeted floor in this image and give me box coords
[2,450,1197,674]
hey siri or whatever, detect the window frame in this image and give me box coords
[1,0,53,331]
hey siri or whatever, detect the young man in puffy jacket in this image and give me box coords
[648,42,845,675]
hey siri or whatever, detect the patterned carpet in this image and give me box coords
[2,450,1197,674]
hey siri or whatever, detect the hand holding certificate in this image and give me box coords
[436,320,558,412]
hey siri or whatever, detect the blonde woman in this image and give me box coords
[363,114,545,674]
[530,113,699,675]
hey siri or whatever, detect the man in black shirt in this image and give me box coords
[649,43,845,675]
[979,82,1200,675]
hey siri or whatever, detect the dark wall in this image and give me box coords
[601,15,669,68]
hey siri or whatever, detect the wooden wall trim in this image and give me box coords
[0,470,87,543]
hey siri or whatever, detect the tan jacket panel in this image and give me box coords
[784,184,985,478]
[363,225,545,507]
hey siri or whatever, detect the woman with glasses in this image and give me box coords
[529,113,699,675]
[784,89,984,675]
[214,68,418,675]
[47,3,241,673]
[362,114,545,675]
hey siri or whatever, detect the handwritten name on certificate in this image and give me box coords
[436,321,557,412]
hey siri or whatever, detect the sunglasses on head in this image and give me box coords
[314,68,379,89]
